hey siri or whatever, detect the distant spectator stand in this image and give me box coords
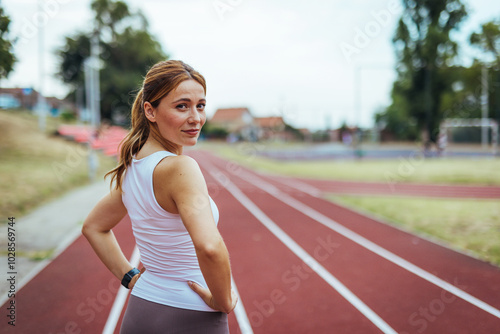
[57,124,128,157]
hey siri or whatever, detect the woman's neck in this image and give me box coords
[141,137,182,156]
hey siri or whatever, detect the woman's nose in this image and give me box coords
[188,107,201,123]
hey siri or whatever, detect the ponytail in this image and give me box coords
[105,89,149,190]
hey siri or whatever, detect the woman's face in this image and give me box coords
[145,79,206,148]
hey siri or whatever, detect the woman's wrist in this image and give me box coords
[121,268,140,288]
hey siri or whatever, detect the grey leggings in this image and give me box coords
[120,295,229,334]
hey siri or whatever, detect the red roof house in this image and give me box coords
[210,108,258,141]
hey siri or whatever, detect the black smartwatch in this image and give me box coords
[121,268,140,289]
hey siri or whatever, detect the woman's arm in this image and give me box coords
[155,155,237,313]
[82,187,141,288]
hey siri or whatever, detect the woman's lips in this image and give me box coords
[182,129,199,136]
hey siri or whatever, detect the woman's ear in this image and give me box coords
[144,102,156,122]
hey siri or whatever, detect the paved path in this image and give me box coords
[2,150,499,333]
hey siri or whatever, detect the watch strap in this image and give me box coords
[121,268,141,289]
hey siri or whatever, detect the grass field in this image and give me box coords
[200,141,500,186]
[0,109,117,219]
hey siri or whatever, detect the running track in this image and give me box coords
[2,150,500,333]
[278,177,500,199]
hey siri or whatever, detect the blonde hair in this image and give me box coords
[106,60,206,191]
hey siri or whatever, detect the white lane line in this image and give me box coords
[206,162,397,334]
[102,246,141,334]
[233,167,500,320]
[0,225,84,307]
[274,176,322,197]
[231,276,254,334]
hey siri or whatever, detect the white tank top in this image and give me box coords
[121,150,219,312]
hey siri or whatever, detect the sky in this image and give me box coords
[1,0,499,130]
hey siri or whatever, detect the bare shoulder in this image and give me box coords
[155,155,206,190]
[156,155,201,176]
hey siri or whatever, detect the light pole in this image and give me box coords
[37,0,46,131]
[353,63,394,156]
[481,65,489,149]
[85,30,101,181]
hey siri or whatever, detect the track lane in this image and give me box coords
[276,176,500,199]
[265,175,500,311]
[203,151,500,310]
[199,157,385,333]
[216,174,396,332]
[194,150,500,333]
[229,174,500,333]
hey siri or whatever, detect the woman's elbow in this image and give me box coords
[220,300,234,314]
[196,241,226,261]
[81,220,103,238]
[81,221,91,238]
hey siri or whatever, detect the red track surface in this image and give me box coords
[272,176,500,199]
[2,150,500,333]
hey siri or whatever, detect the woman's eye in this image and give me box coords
[176,104,188,110]
[197,103,206,110]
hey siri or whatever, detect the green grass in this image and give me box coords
[0,248,55,261]
[198,141,500,185]
[0,109,118,219]
[328,195,500,266]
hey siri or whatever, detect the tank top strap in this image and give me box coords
[133,151,177,173]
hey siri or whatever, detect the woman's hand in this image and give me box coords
[128,267,146,289]
[188,281,238,314]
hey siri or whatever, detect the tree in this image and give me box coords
[0,5,16,79]
[375,92,419,141]
[57,0,167,123]
[470,20,500,66]
[439,63,482,119]
[380,0,467,144]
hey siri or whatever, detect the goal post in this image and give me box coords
[439,118,498,155]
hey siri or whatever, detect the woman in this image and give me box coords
[82,60,237,333]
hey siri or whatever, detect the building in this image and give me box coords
[298,128,312,142]
[0,87,75,116]
[210,107,259,141]
[0,88,38,110]
[255,116,289,141]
